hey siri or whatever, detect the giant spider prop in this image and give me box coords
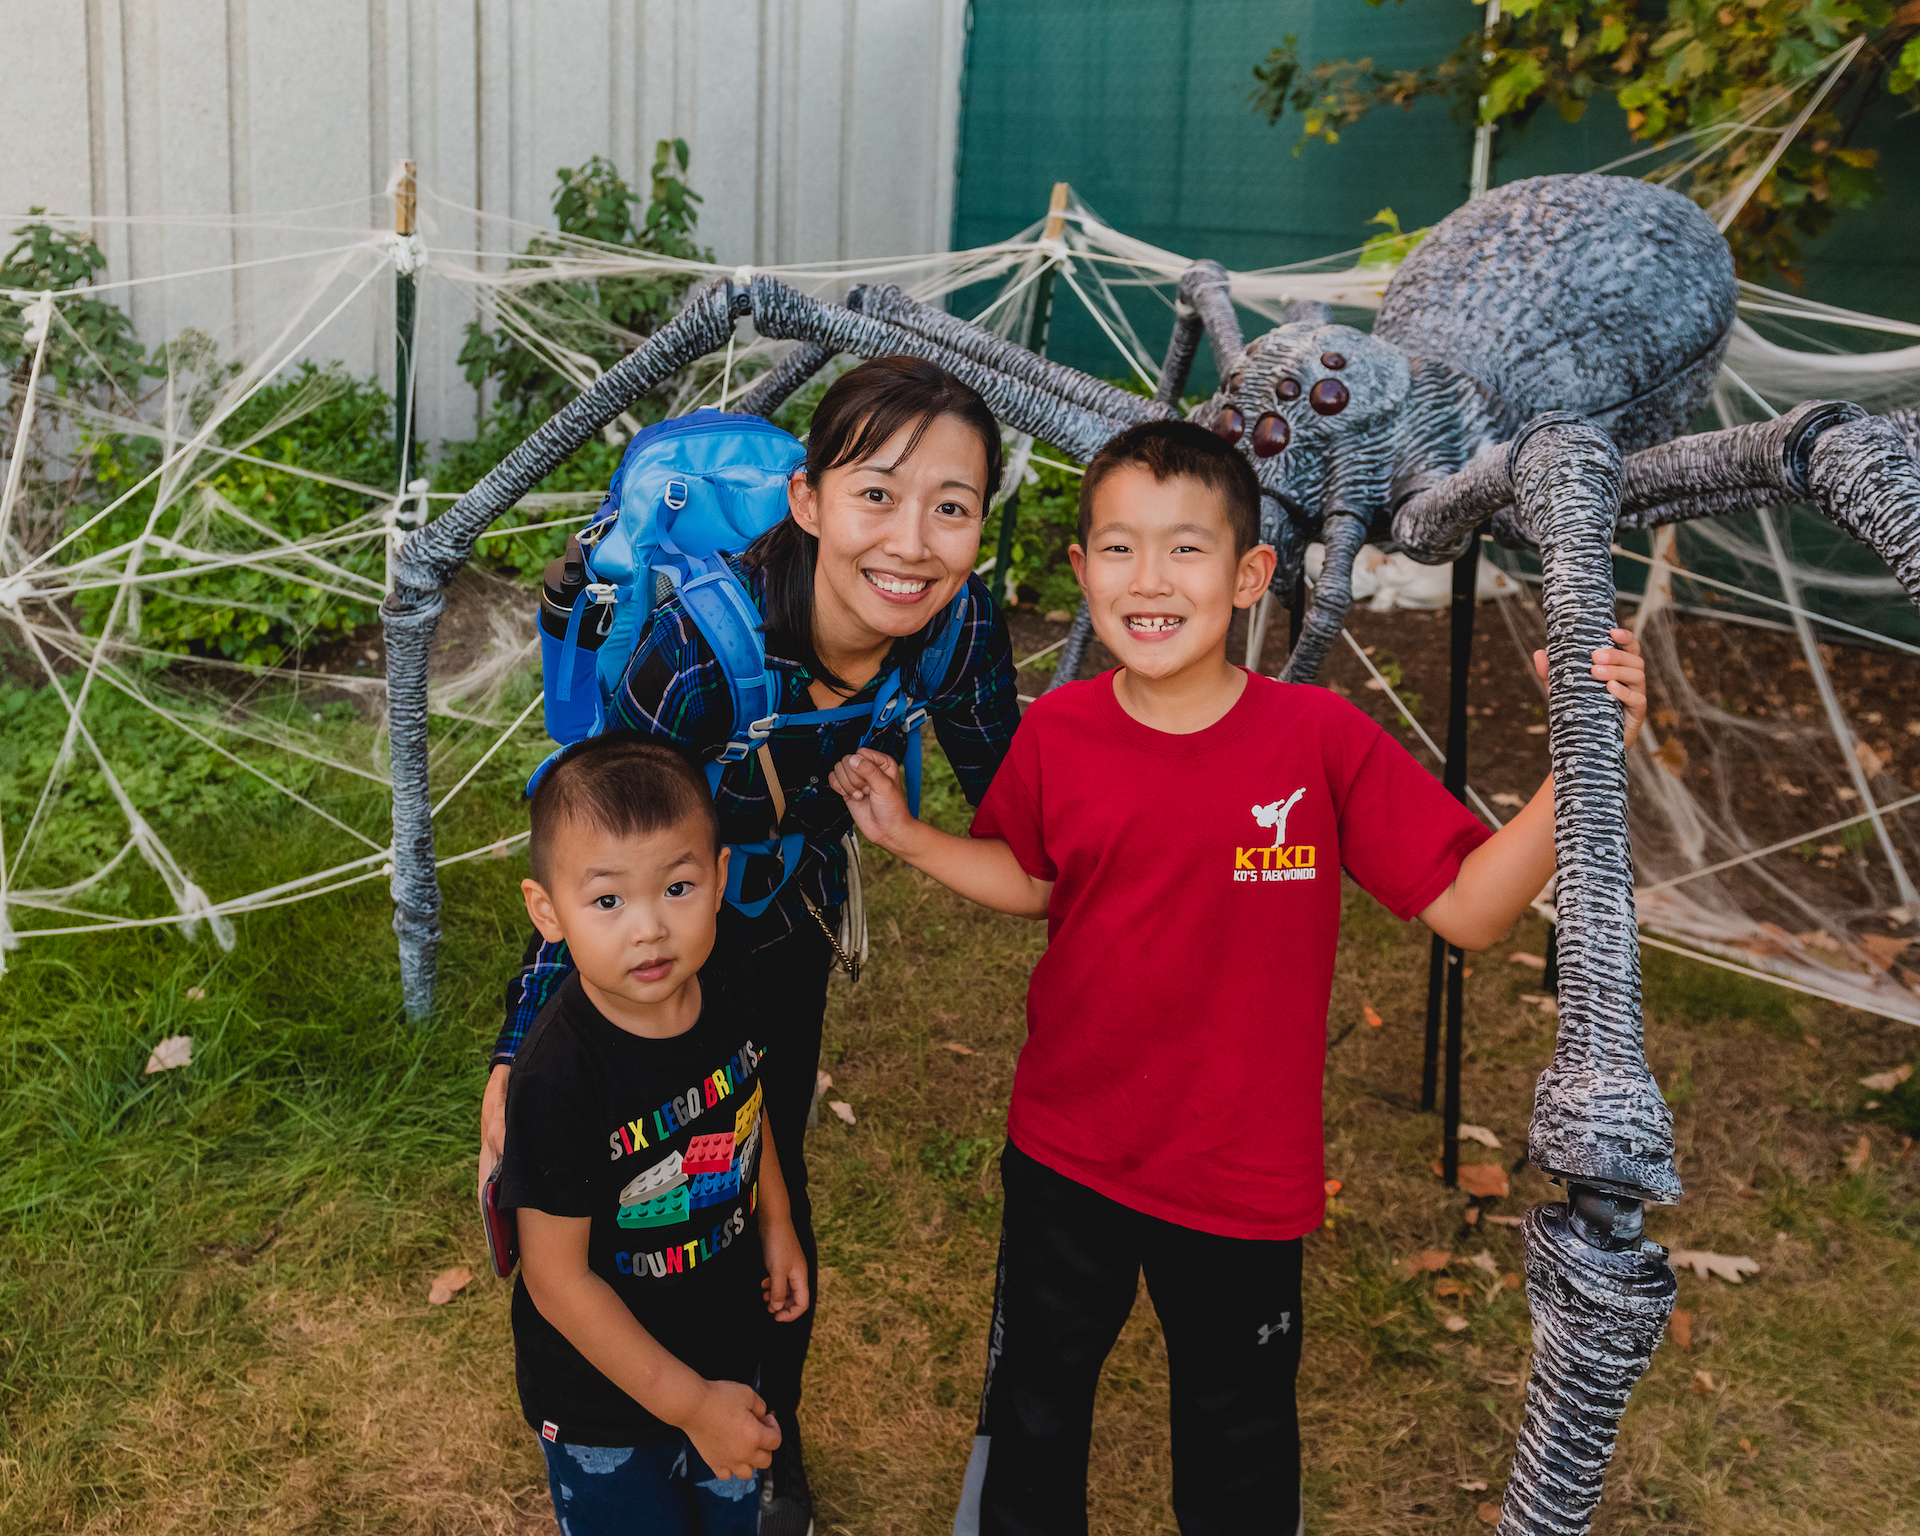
[383,173,1920,1534]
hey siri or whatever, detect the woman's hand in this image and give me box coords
[682,1379,782,1482]
[828,748,917,851]
[760,1217,812,1323]
[1532,628,1648,752]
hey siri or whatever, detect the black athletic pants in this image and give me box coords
[729,909,834,1440]
[955,1143,1304,1536]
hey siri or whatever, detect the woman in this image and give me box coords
[481,356,1019,1534]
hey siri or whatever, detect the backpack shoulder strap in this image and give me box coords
[669,551,779,773]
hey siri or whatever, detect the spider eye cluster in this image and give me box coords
[1210,341,1356,456]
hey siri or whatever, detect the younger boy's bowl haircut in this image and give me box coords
[1077,420,1263,555]
[528,733,720,888]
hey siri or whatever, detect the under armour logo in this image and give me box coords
[1257,1314,1291,1345]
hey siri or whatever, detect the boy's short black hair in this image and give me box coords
[1077,419,1263,555]
[528,732,719,888]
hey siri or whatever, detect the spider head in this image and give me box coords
[1192,323,1411,536]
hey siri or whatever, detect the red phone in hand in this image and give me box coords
[480,1161,518,1278]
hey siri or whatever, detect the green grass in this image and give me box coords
[1,725,1917,1534]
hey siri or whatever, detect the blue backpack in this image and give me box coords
[533,409,966,915]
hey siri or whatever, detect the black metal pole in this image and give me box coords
[1287,570,1305,654]
[1423,934,1445,1112]
[991,184,1067,611]
[394,160,417,492]
[1438,537,1480,1186]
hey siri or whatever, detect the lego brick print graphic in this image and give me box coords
[683,1133,734,1176]
[618,1150,688,1230]
[618,1182,690,1230]
[733,1082,762,1143]
[736,1122,760,1189]
[687,1168,741,1209]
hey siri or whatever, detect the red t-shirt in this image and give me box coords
[971,669,1492,1240]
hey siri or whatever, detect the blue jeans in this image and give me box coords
[538,1434,760,1535]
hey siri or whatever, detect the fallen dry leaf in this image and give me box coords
[1499,1271,1522,1290]
[185,986,206,1001]
[1434,1277,1468,1298]
[1739,1437,1757,1460]
[1490,792,1525,809]
[1507,951,1547,971]
[941,1041,976,1056]
[1457,1164,1511,1199]
[1323,1179,1343,1197]
[1652,735,1689,778]
[1858,933,1914,971]
[1469,1251,1499,1275]
[1803,1034,1823,1050]
[1668,1308,1693,1350]
[1690,1369,1718,1395]
[1477,1500,1502,1525]
[1859,1063,1914,1091]
[815,1069,833,1092]
[1459,1478,1488,1492]
[1463,1206,1480,1226]
[827,1101,856,1126]
[1363,1004,1384,1029]
[1668,1250,1759,1284]
[1844,1135,1872,1174]
[1397,1249,1452,1279]
[1725,1172,1761,1199]
[1856,739,1888,777]
[1458,1123,1502,1149]
[427,1266,471,1305]
[1483,1213,1525,1229]
[1442,1313,1470,1333]
[144,1035,192,1074]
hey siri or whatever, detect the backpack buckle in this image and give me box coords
[585,582,619,605]
[664,478,689,511]
[745,713,779,742]
[901,703,930,734]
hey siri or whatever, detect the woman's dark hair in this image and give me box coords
[745,356,1003,694]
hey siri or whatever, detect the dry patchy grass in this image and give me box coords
[3,851,1916,1533]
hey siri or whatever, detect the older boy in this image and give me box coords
[830,420,1645,1536]
[496,733,810,1535]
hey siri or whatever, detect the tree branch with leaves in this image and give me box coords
[1252,0,1920,283]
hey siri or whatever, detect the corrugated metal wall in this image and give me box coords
[3,0,968,448]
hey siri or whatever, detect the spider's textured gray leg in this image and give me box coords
[1155,300,1203,407]
[850,283,1170,431]
[1806,412,1920,603]
[1266,496,1309,606]
[1177,260,1244,382]
[1887,405,1918,456]
[1281,298,1334,326]
[1392,435,1526,562]
[748,276,1134,462]
[1612,400,1864,533]
[735,340,837,420]
[382,279,741,1019]
[1498,414,1679,1536]
[1277,512,1366,684]
[1047,603,1097,693]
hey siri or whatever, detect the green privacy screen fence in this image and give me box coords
[949,0,1920,640]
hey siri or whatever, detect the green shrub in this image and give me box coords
[68,360,395,664]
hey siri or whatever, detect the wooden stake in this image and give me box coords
[1043,181,1070,242]
[395,159,417,236]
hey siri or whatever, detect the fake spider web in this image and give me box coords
[2,60,1919,1027]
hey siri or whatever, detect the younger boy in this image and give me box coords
[830,420,1645,1536]
[496,733,811,1535]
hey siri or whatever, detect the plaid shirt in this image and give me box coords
[492,562,1018,1065]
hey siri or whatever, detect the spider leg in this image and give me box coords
[386,276,1151,1016]
[1176,260,1244,384]
[1047,602,1096,693]
[1277,513,1367,684]
[1154,300,1203,407]
[734,339,838,420]
[850,282,1169,431]
[1469,415,1680,1536]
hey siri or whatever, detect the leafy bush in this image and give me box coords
[69,359,395,664]
[982,451,1086,615]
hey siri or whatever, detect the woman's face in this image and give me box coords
[788,412,990,647]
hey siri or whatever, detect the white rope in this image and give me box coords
[431,690,545,815]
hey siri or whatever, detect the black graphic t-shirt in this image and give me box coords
[496,960,767,1445]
